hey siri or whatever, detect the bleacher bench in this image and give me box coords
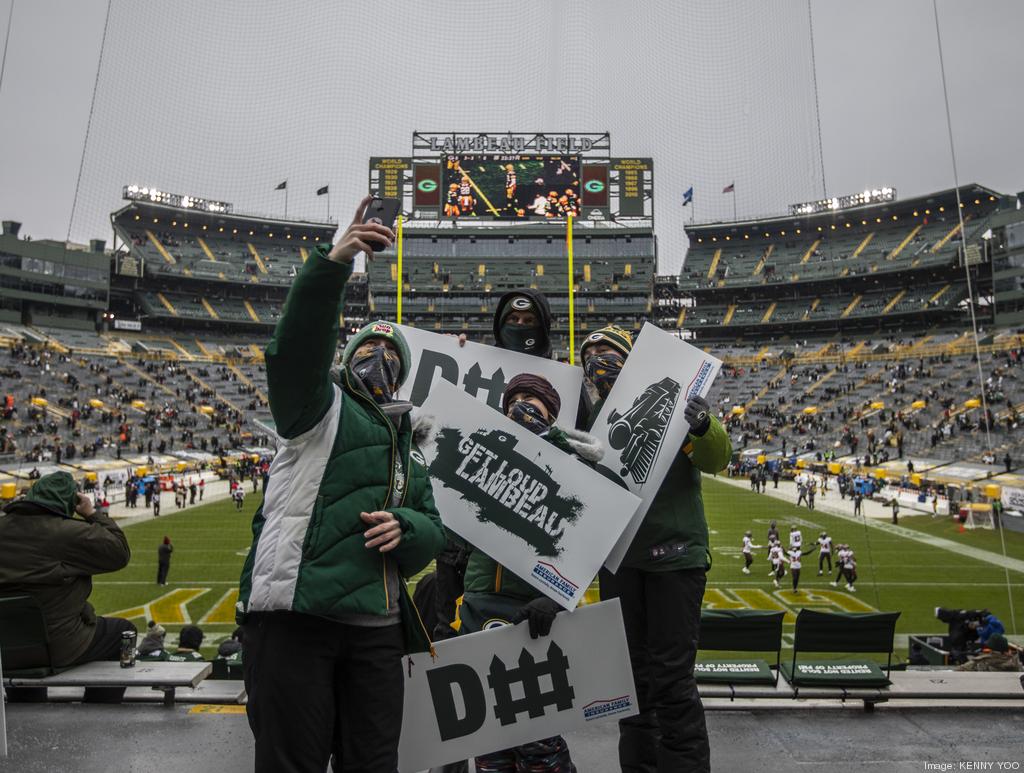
[5,661,213,706]
[0,594,211,706]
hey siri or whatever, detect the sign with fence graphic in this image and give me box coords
[398,600,636,772]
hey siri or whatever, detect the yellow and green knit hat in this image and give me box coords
[579,325,633,362]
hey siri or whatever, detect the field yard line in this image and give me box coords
[713,475,1024,575]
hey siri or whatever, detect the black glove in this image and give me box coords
[510,597,562,639]
[684,395,712,437]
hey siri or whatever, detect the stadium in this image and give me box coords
[1,2,1022,772]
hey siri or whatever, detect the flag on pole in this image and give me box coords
[316,185,329,196]
[722,182,735,194]
[682,187,693,207]
[275,180,288,190]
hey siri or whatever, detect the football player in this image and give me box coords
[741,530,762,574]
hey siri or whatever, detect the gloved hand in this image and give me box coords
[684,395,712,437]
[511,597,562,639]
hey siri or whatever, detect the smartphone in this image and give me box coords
[362,196,402,252]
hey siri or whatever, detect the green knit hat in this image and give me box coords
[580,325,634,362]
[342,320,412,387]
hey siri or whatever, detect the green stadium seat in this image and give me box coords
[0,595,61,678]
[780,609,901,689]
[696,609,784,687]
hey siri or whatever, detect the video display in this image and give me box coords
[443,154,580,219]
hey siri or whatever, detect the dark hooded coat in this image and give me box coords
[0,472,131,666]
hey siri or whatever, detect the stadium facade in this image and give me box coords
[0,138,1021,358]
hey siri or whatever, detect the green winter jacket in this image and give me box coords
[237,247,445,653]
[460,425,604,601]
[0,472,131,667]
[588,401,731,572]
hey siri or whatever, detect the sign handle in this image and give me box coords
[567,215,575,365]
[397,215,404,325]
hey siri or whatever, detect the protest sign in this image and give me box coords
[418,381,640,609]
[396,324,584,427]
[585,323,722,571]
[398,599,637,772]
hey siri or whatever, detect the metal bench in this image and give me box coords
[5,660,212,707]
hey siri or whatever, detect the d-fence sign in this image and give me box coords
[398,600,637,772]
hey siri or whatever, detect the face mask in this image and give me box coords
[500,321,543,354]
[507,400,551,435]
[351,346,401,404]
[584,352,625,398]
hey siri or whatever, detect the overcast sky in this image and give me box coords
[0,0,1021,275]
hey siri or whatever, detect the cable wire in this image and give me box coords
[806,0,827,199]
[65,0,112,246]
[0,0,14,96]
[933,0,1016,635]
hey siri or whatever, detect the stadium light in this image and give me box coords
[123,185,233,214]
[789,187,895,216]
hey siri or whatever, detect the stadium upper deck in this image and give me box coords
[108,199,368,335]
[657,184,1013,340]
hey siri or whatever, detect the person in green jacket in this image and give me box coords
[237,196,446,773]
[456,373,601,773]
[0,471,133,702]
[581,325,731,773]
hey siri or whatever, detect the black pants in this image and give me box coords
[600,566,710,773]
[743,553,753,569]
[819,552,832,573]
[243,610,405,773]
[157,562,170,585]
[790,567,801,591]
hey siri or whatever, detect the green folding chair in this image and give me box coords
[696,609,785,688]
[780,609,901,689]
[0,595,59,678]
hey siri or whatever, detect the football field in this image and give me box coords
[89,477,1024,658]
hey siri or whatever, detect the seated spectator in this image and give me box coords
[974,613,1006,646]
[956,634,1022,672]
[0,471,133,701]
[166,624,205,662]
[138,621,168,659]
[217,627,243,662]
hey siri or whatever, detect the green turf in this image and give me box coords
[700,479,1023,646]
[89,478,1024,660]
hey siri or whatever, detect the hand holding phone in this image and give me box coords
[328,195,398,264]
[361,196,402,252]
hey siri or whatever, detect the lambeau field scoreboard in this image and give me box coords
[368,133,653,225]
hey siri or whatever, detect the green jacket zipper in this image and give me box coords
[342,371,431,650]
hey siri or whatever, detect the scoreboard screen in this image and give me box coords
[442,154,580,219]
